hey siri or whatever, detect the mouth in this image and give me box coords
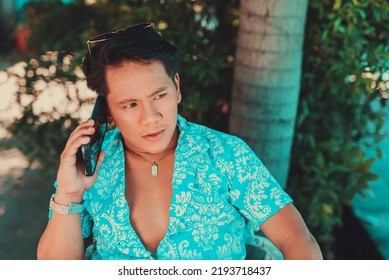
[143,129,165,141]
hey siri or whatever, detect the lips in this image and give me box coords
[142,129,165,141]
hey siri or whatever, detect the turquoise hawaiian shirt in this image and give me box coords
[50,115,292,260]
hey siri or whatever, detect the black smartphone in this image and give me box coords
[81,95,107,176]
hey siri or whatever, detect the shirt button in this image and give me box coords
[150,253,158,260]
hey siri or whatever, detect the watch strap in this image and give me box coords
[49,194,84,215]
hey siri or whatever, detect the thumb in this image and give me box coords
[94,150,105,175]
[87,151,105,184]
[84,151,105,190]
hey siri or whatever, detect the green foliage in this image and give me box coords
[4,50,89,168]
[23,1,107,53]
[288,0,389,258]
[4,0,239,169]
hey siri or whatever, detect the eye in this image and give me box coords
[154,93,167,100]
[125,102,138,109]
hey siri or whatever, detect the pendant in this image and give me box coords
[151,163,158,176]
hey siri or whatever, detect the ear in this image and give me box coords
[107,111,116,127]
[174,73,182,104]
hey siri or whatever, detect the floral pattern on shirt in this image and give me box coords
[50,115,292,260]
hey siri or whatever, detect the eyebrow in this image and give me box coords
[117,86,169,104]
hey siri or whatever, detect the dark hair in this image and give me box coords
[82,25,179,97]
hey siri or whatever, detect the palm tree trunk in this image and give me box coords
[229,0,308,187]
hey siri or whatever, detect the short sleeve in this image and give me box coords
[228,138,293,228]
[48,181,93,238]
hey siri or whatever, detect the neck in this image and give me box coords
[125,144,176,164]
[123,128,179,163]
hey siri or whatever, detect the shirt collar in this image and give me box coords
[176,114,210,158]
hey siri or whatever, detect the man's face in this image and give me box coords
[105,60,181,156]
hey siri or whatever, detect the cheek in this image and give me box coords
[163,97,179,111]
[109,110,133,128]
[161,104,178,118]
[116,119,139,139]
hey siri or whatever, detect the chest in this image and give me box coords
[124,155,174,252]
[86,148,247,259]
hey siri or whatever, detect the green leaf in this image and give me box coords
[333,0,342,11]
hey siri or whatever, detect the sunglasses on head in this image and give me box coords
[86,22,155,57]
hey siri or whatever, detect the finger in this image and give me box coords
[60,135,92,165]
[85,151,105,188]
[68,122,95,142]
[69,119,95,137]
[63,125,95,152]
[94,150,105,175]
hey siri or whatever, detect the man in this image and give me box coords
[37,22,322,260]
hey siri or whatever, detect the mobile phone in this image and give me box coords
[81,95,107,176]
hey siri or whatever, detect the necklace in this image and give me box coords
[124,146,176,176]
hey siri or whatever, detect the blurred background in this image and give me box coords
[0,0,388,260]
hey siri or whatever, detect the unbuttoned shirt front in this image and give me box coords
[50,115,292,259]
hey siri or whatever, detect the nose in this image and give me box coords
[139,101,161,125]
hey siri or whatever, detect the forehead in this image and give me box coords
[106,60,169,81]
[105,60,173,97]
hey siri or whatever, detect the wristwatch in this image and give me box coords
[49,194,84,215]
